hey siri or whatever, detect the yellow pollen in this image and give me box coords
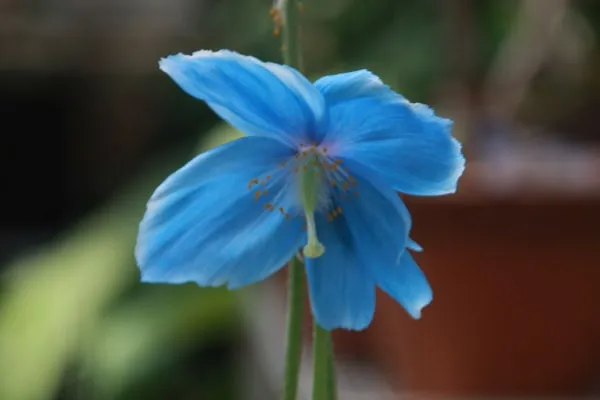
[254,190,261,201]
[342,182,349,191]
[264,203,274,211]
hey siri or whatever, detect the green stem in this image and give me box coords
[325,332,337,399]
[282,0,302,69]
[312,324,337,400]
[281,2,305,400]
[283,256,304,400]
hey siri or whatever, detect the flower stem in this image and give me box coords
[283,256,304,400]
[282,0,303,69]
[312,324,337,400]
[281,1,305,400]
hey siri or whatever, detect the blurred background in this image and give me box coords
[1,0,600,399]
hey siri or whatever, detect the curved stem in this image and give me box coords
[283,256,304,400]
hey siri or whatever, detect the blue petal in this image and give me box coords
[315,70,465,196]
[407,238,423,252]
[160,50,325,146]
[135,136,305,288]
[336,174,411,268]
[374,251,433,319]
[304,212,376,331]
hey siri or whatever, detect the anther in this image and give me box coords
[247,178,259,189]
[254,190,261,201]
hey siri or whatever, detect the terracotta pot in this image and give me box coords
[331,197,600,397]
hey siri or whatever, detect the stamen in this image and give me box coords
[247,178,259,189]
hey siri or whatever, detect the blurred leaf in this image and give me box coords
[196,122,243,154]
[0,146,192,400]
[82,285,238,399]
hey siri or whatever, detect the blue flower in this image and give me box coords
[135,50,465,331]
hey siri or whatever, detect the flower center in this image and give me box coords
[246,143,360,259]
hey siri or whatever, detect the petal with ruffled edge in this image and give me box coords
[332,172,431,318]
[374,251,433,319]
[304,171,413,330]
[160,50,325,147]
[135,136,305,288]
[304,212,376,331]
[315,70,465,196]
